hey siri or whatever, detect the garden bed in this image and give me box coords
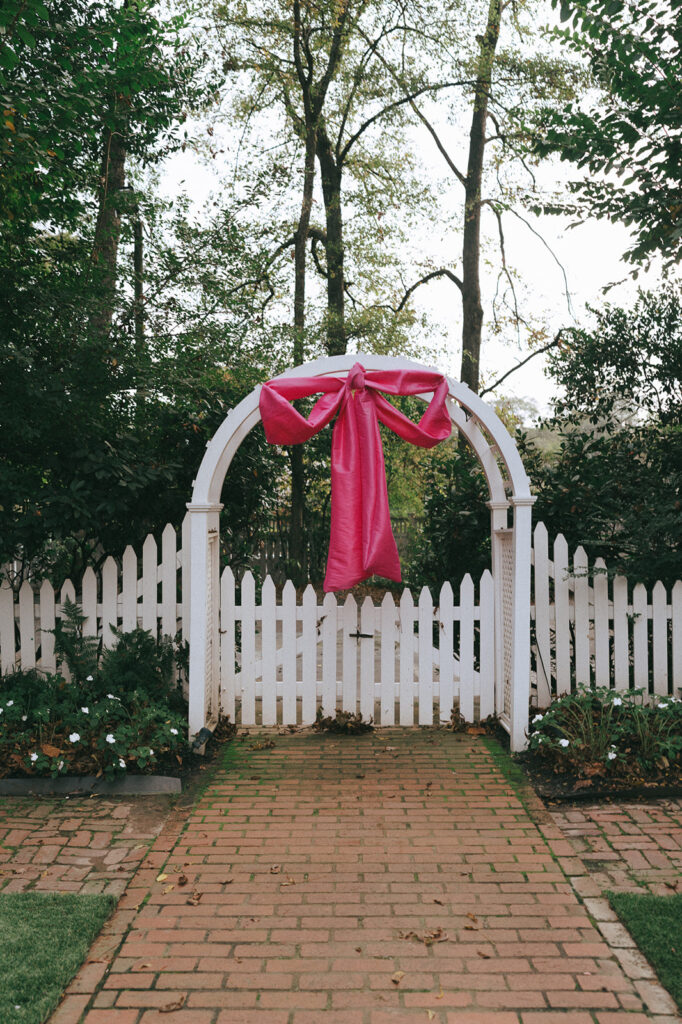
[513,686,682,804]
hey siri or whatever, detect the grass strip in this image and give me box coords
[0,892,114,1023]
[607,891,682,1011]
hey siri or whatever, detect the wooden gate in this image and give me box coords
[220,569,495,727]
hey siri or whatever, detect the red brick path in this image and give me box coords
[0,794,171,896]
[53,731,681,1023]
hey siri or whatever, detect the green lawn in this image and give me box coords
[607,891,682,1011]
[0,892,114,1023]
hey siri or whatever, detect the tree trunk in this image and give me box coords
[89,123,126,341]
[317,124,346,356]
[460,0,501,394]
[289,129,318,581]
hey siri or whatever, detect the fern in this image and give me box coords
[52,597,100,683]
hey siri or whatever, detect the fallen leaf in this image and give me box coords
[177,874,188,887]
[282,876,296,886]
[186,891,202,906]
[270,864,281,874]
[464,925,477,931]
[465,726,486,735]
[427,1012,436,1020]
[131,962,151,972]
[391,971,405,985]
[223,878,233,885]
[466,913,478,922]
[436,987,444,1000]
[398,927,448,946]
[41,743,61,758]
[162,885,174,894]
[433,898,444,906]
[355,946,362,953]
[159,994,186,1013]
[477,950,490,959]
[156,873,168,883]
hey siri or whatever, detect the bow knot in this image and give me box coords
[259,363,451,591]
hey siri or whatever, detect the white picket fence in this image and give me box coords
[531,522,682,706]
[1,520,681,726]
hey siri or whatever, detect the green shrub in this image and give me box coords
[527,686,682,777]
[0,600,187,779]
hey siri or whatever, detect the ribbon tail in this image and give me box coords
[324,389,400,591]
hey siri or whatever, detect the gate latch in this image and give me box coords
[348,630,373,640]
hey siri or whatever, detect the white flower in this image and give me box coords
[148,749,154,756]
[558,738,570,748]
[81,707,89,714]
[68,732,80,743]
[119,758,126,769]
[21,715,27,722]
[57,760,64,771]
[532,714,543,724]
[86,675,93,682]
[612,698,622,706]
[658,703,668,709]
[30,752,38,763]
[607,752,617,760]
[6,700,13,707]
[170,728,178,736]
[105,734,116,744]
[106,693,120,701]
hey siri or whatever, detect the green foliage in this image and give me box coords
[607,893,682,1011]
[0,0,204,234]
[0,612,187,778]
[408,440,491,590]
[532,0,682,269]
[527,687,682,777]
[0,892,114,1024]
[518,287,682,587]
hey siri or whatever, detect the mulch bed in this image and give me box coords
[514,749,682,804]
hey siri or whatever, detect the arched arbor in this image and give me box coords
[187,355,535,751]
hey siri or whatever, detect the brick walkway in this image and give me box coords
[546,800,682,897]
[0,794,172,896]
[48,730,681,1024]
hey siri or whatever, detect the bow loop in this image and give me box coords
[260,363,451,590]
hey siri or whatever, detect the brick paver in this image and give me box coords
[0,793,172,895]
[48,730,681,1022]
[545,800,682,896]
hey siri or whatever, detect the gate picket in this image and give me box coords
[633,583,648,692]
[321,593,337,716]
[418,587,433,725]
[122,546,137,633]
[399,590,414,725]
[459,575,474,723]
[241,572,256,724]
[593,558,609,687]
[261,576,277,725]
[380,593,396,725]
[438,582,454,723]
[282,580,297,724]
[301,584,317,723]
[479,570,494,719]
[342,595,357,713]
[82,567,97,637]
[39,580,56,673]
[19,581,35,671]
[553,534,571,695]
[652,581,668,697]
[360,597,375,721]
[220,568,236,722]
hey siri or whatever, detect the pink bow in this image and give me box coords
[259,363,452,591]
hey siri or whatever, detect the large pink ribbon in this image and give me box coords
[259,363,451,591]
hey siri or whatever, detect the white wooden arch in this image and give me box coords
[187,354,535,751]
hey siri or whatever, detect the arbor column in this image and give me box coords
[186,501,223,740]
[487,500,510,723]
[509,496,536,752]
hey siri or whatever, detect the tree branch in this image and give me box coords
[479,330,565,397]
